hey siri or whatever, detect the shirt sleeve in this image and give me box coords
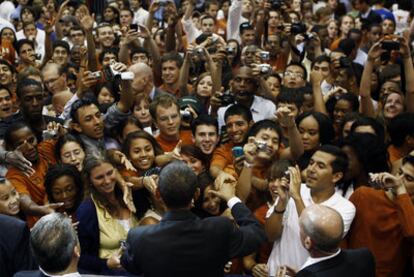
[103,103,131,131]
[227,0,243,41]
[181,18,202,44]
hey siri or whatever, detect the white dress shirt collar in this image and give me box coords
[300,249,341,270]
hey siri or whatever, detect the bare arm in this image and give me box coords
[360,42,383,118]
[400,37,414,112]
[178,51,191,96]
[310,70,329,115]
[118,77,134,113]
[79,13,97,72]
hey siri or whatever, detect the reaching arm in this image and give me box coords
[310,70,329,115]
[400,37,414,113]
[360,42,383,118]
[79,13,97,72]
[179,51,191,96]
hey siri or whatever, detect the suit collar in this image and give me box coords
[299,251,346,274]
[161,209,198,222]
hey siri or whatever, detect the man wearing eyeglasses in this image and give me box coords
[282,62,307,89]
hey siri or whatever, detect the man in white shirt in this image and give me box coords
[265,145,355,276]
[130,0,149,26]
[14,213,82,277]
[217,66,276,130]
[16,22,45,63]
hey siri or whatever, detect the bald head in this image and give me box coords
[300,205,344,254]
[129,62,153,79]
[129,63,154,95]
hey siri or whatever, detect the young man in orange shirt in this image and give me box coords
[150,94,193,153]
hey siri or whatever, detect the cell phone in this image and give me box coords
[232,146,244,158]
[381,41,400,51]
[130,24,139,32]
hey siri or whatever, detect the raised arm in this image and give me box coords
[359,42,383,118]
[79,13,97,72]
[310,69,329,115]
[54,0,70,40]
[399,37,414,113]
[178,48,192,96]
[278,107,304,160]
[227,0,244,41]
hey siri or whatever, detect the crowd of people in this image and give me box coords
[0,0,413,276]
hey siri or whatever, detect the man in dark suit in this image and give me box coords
[293,205,375,277]
[0,214,36,277]
[14,213,81,277]
[121,161,266,277]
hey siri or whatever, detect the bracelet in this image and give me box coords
[244,161,254,168]
[274,208,285,214]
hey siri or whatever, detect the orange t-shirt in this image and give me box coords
[156,130,193,152]
[210,142,237,178]
[345,187,414,277]
[6,139,57,227]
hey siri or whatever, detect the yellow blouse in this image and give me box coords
[92,196,139,259]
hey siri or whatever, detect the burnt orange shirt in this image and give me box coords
[156,130,193,152]
[254,204,273,264]
[210,142,237,178]
[346,187,414,277]
[7,139,57,227]
[159,84,193,98]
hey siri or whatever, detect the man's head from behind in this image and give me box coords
[299,204,344,255]
[129,62,153,95]
[158,161,198,209]
[30,213,80,274]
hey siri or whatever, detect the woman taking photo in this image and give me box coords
[76,154,139,275]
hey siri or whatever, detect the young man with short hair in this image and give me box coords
[159,53,187,97]
[265,145,355,275]
[191,114,219,156]
[149,94,193,152]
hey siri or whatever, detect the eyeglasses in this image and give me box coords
[284,71,304,79]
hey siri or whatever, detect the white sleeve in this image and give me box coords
[181,17,202,44]
[339,200,356,235]
[226,0,243,41]
[59,93,79,121]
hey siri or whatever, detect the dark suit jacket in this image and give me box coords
[0,215,36,277]
[121,202,266,277]
[296,248,375,277]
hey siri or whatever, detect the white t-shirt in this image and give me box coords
[217,95,276,131]
[266,184,356,276]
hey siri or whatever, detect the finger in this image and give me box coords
[48,202,65,209]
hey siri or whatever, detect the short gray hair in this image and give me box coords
[30,213,78,273]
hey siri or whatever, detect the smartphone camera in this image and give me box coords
[232,146,244,158]
[130,24,139,32]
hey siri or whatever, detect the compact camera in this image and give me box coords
[104,63,134,81]
[258,64,272,74]
[260,51,270,61]
[220,90,235,106]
